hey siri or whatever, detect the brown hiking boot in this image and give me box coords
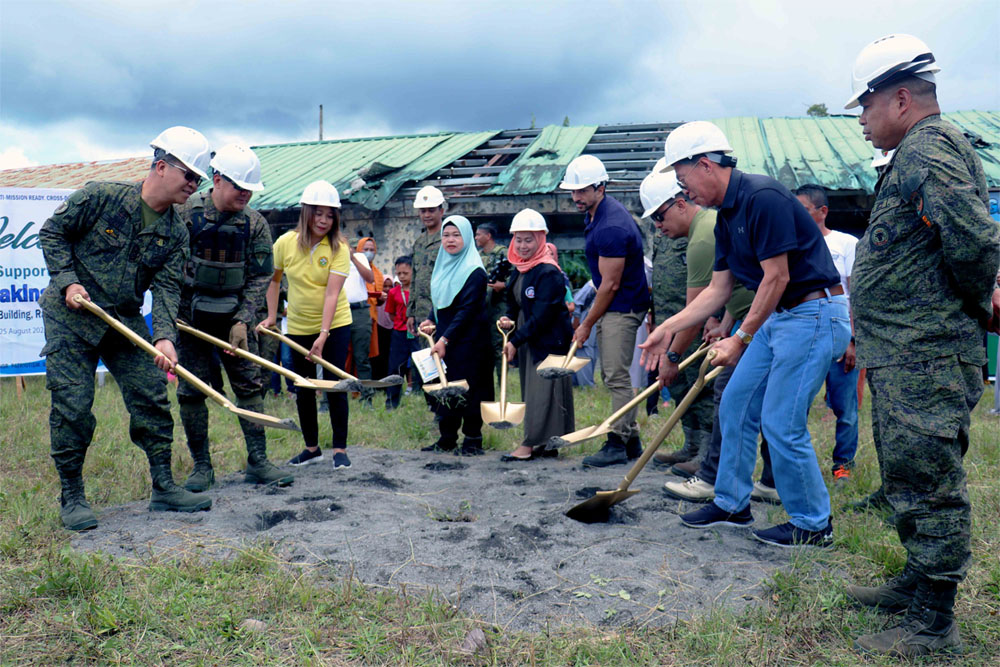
[846,566,918,613]
[854,578,962,658]
[670,459,700,479]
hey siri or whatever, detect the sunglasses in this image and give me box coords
[222,174,249,194]
[164,161,202,186]
[652,199,679,223]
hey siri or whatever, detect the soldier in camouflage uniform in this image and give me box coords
[475,222,510,384]
[175,143,292,492]
[406,186,445,398]
[39,126,214,531]
[647,231,715,464]
[841,35,1000,658]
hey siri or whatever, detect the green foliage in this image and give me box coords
[562,115,571,127]
[558,249,591,289]
[807,103,830,117]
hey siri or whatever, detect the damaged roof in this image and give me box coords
[2,111,997,208]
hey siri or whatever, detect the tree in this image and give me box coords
[806,103,829,117]
[562,116,571,127]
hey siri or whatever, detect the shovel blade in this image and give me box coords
[423,380,470,398]
[503,402,526,425]
[482,401,526,429]
[545,422,612,450]
[359,377,403,389]
[230,406,301,432]
[565,488,640,524]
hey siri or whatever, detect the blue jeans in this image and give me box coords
[825,355,859,468]
[714,294,850,531]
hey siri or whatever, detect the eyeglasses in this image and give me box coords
[222,174,249,194]
[652,199,679,223]
[164,161,202,186]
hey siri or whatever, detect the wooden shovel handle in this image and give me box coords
[177,321,301,382]
[73,297,233,409]
[496,320,513,409]
[561,340,581,368]
[256,325,356,381]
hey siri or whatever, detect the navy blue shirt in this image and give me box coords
[584,195,650,313]
[714,170,839,307]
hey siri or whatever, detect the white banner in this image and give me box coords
[0,188,72,375]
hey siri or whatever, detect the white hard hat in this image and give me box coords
[871,148,896,169]
[559,155,609,190]
[660,121,734,173]
[413,185,445,209]
[300,180,341,208]
[845,34,939,109]
[639,169,683,219]
[210,143,264,191]
[509,208,549,233]
[150,126,212,180]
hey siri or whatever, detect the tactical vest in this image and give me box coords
[185,208,249,295]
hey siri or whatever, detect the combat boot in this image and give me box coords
[244,431,293,487]
[583,433,628,467]
[59,475,98,531]
[148,460,212,512]
[846,564,919,613]
[456,436,485,457]
[845,486,892,515]
[625,432,643,460]
[654,426,701,466]
[180,399,214,492]
[854,578,962,658]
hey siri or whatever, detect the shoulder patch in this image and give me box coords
[53,201,69,215]
[525,286,535,299]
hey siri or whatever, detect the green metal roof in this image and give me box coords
[485,124,598,195]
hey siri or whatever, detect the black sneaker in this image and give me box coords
[421,440,455,453]
[680,502,754,529]
[582,442,627,468]
[752,520,833,548]
[288,448,324,466]
[332,451,351,470]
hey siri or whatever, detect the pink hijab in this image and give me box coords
[507,231,561,273]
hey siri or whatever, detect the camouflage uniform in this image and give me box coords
[853,115,1000,582]
[174,191,274,472]
[39,181,187,479]
[480,242,508,382]
[407,228,441,324]
[649,232,714,441]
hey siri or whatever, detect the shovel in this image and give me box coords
[256,326,404,391]
[74,296,299,431]
[176,321,349,393]
[566,350,722,523]
[417,326,469,399]
[536,339,590,379]
[481,321,526,429]
[547,343,710,450]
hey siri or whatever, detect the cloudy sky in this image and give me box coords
[1,0,997,170]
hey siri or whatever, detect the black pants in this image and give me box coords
[385,329,416,408]
[288,327,350,449]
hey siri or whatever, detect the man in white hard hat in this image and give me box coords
[175,143,293,493]
[406,185,445,399]
[640,121,849,548]
[561,155,649,467]
[38,126,215,530]
[838,34,1000,659]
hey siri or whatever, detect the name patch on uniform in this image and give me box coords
[525,286,535,299]
[681,254,687,266]
[318,257,328,267]
[869,223,893,249]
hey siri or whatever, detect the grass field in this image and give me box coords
[1,371,998,665]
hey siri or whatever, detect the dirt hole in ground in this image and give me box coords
[423,461,468,472]
[354,471,403,490]
[255,510,298,531]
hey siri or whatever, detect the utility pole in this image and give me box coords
[319,105,324,141]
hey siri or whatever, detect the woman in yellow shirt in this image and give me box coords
[259,181,352,470]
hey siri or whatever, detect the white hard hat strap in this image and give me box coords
[865,52,935,95]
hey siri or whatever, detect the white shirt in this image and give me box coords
[823,229,857,303]
[344,252,371,304]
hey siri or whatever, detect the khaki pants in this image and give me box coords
[596,310,644,439]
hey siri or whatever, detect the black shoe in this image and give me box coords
[625,434,643,460]
[288,448,324,466]
[421,439,455,453]
[455,437,484,457]
[753,519,833,548]
[680,502,754,528]
[582,442,627,468]
[332,451,352,470]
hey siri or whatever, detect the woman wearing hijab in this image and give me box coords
[418,215,494,456]
[499,209,575,461]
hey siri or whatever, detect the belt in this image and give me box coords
[778,284,844,311]
[349,301,368,310]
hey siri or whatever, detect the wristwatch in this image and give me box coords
[734,327,753,345]
[666,351,681,364]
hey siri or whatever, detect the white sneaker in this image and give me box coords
[751,481,781,504]
[663,476,715,502]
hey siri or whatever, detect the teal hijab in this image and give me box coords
[430,215,485,310]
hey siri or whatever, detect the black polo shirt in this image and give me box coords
[713,170,839,308]
[584,195,649,313]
